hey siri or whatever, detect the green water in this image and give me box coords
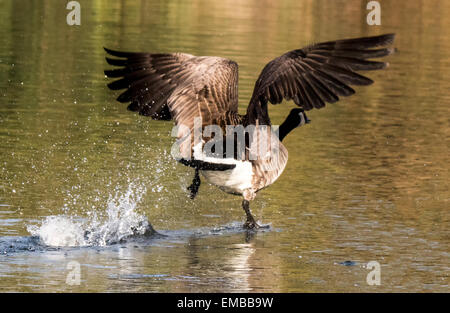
[0,0,448,292]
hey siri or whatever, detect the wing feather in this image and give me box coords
[105,50,240,162]
[247,33,396,124]
[104,49,238,122]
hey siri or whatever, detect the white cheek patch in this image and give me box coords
[299,113,305,126]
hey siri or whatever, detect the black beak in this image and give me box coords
[304,114,311,124]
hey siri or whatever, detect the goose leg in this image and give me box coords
[242,199,259,229]
[187,168,201,199]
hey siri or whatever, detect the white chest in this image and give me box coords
[200,161,253,195]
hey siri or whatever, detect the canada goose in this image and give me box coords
[104,33,395,229]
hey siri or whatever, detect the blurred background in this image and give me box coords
[0,0,448,292]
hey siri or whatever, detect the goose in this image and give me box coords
[104,33,396,229]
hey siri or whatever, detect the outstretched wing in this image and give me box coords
[105,49,194,119]
[246,33,396,124]
[104,49,239,123]
[104,49,239,167]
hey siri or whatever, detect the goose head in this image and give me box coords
[287,108,310,127]
[278,108,310,141]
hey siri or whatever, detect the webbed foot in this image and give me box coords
[242,199,270,230]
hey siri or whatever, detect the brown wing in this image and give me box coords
[166,57,239,160]
[165,56,239,129]
[104,49,239,122]
[104,49,195,119]
[105,50,239,164]
[246,33,396,124]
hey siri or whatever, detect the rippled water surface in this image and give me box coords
[0,0,449,292]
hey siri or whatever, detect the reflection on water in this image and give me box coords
[0,0,449,292]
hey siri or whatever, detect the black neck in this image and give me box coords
[278,115,298,142]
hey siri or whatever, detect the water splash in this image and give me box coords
[27,181,155,247]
